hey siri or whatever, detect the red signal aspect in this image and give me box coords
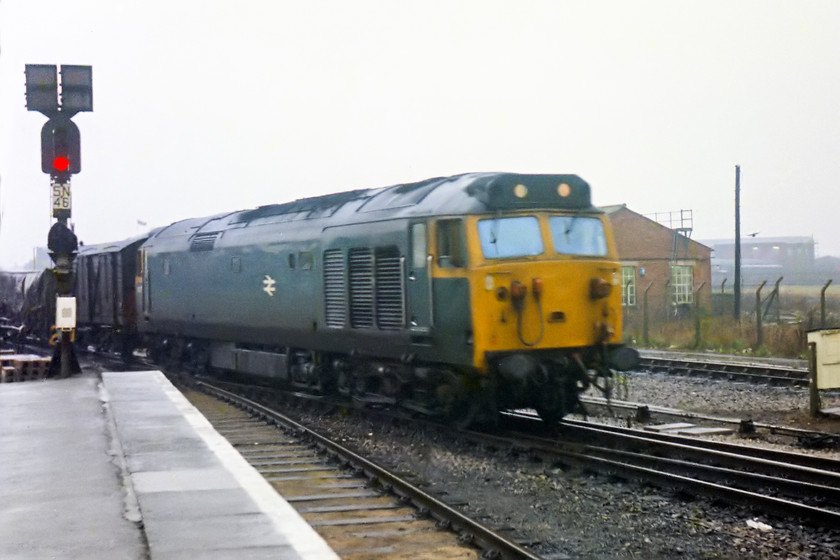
[53,156,70,172]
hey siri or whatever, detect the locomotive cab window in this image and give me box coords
[436,219,465,268]
[411,223,427,270]
[478,216,543,259]
[548,216,608,256]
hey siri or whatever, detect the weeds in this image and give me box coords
[625,314,809,359]
[622,288,840,358]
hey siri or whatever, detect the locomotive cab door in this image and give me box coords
[406,222,432,336]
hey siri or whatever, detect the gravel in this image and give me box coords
[287,370,840,560]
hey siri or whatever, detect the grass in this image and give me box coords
[625,318,807,358]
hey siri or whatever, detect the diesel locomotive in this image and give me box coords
[4,172,638,424]
[134,172,636,424]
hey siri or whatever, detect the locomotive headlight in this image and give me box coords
[485,274,495,291]
[513,184,529,198]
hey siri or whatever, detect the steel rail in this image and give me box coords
[560,428,840,503]
[576,395,840,447]
[638,356,809,386]
[578,452,840,528]
[498,412,840,528]
[562,416,840,472]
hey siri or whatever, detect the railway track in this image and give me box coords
[578,394,840,448]
[498,410,840,529]
[637,352,809,387]
[185,372,840,533]
[77,350,840,538]
[558,422,840,528]
[179,378,542,560]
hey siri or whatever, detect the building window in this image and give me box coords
[671,265,693,304]
[621,266,636,306]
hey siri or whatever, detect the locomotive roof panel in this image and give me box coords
[146,173,597,250]
[231,173,595,223]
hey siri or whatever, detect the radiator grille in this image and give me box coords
[323,249,346,328]
[349,248,374,328]
[375,249,405,330]
[189,232,222,252]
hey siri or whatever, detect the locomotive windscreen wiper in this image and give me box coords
[564,212,581,237]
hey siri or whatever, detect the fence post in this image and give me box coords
[756,280,767,349]
[821,279,833,329]
[694,282,706,348]
[774,276,783,324]
[720,278,728,317]
[643,282,653,345]
[809,341,821,417]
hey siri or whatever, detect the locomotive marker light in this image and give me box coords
[558,183,571,197]
[25,63,92,378]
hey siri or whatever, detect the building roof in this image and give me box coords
[702,236,814,247]
[600,204,711,252]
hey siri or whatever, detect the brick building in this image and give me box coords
[602,205,712,323]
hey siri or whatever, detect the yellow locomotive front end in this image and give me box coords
[469,211,623,364]
[431,176,638,423]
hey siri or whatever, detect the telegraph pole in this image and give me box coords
[734,164,741,322]
[25,64,92,377]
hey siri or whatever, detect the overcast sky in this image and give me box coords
[2,1,839,269]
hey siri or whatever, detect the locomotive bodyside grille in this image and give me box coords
[189,231,222,252]
[375,250,405,330]
[349,248,374,328]
[323,249,347,328]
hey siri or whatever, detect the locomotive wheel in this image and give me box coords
[535,377,579,426]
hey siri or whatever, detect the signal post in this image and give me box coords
[25,64,92,377]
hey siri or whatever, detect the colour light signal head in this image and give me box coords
[41,118,80,175]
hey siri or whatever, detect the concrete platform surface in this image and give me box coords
[0,370,339,560]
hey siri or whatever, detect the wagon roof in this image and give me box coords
[77,233,153,256]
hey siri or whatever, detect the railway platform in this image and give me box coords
[0,368,339,560]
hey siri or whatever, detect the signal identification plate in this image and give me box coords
[51,180,71,218]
